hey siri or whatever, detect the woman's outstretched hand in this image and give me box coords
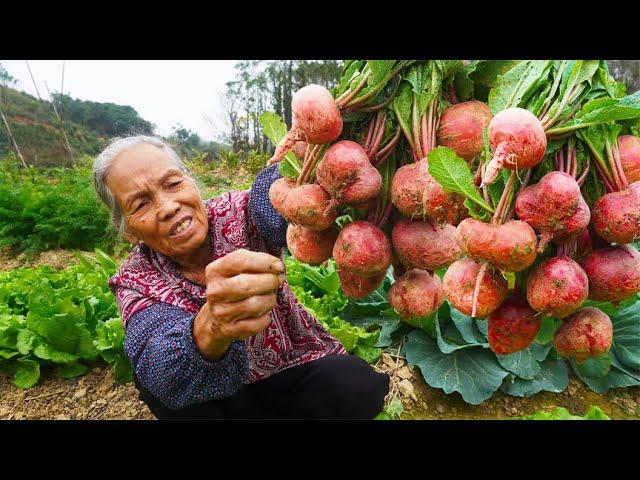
[193,249,285,361]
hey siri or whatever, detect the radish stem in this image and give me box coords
[605,138,623,191]
[364,115,376,151]
[612,141,629,189]
[376,127,401,161]
[493,170,517,224]
[369,111,387,161]
[577,156,591,186]
[594,159,616,193]
[557,147,565,173]
[336,71,370,108]
[421,109,429,158]
[412,97,423,159]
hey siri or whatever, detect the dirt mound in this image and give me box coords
[0,248,90,272]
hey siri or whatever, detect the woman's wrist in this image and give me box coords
[192,307,233,362]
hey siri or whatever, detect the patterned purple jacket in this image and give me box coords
[108,165,345,410]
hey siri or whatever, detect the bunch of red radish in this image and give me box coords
[268,78,640,366]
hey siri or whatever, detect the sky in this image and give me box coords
[1,60,239,142]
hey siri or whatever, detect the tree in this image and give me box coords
[166,124,204,158]
[51,93,154,136]
[0,63,16,87]
[608,60,640,94]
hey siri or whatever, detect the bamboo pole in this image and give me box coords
[44,80,75,165]
[25,60,43,101]
[0,102,27,168]
[60,61,65,114]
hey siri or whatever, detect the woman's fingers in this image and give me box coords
[227,313,273,340]
[210,293,277,324]
[208,249,284,278]
[202,250,285,341]
[208,273,280,302]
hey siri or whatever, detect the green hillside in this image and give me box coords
[0,87,153,166]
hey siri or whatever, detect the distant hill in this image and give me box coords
[0,87,154,166]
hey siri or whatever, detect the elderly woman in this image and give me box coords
[93,136,389,419]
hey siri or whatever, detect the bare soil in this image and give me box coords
[0,365,154,420]
[374,352,640,420]
[0,248,87,272]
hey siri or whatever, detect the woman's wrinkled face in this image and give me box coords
[106,144,209,260]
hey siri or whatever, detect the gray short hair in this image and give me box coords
[93,136,191,235]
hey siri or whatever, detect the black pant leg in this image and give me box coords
[133,374,227,419]
[133,354,389,419]
[133,367,311,419]
[283,354,390,419]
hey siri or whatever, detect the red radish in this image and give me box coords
[618,135,640,184]
[268,85,343,164]
[388,269,444,319]
[316,140,382,209]
[390,158,467,225]
[591,181,640,244]
[286,224,338,266]
[552,199,591,245]
[443,258,508,318]
[456,218,538,272]
[268,178,337,231]
[292,141,308,160]
[339,270,386,299]
[436,100,493,162]
[553,307,613,363]
[332,220,392,277]
[579,245,640,303]
[487,297,541,354]
[482,108,547,187]
[391,218,461,271]
[338,163,383,210]
[268,177,291,214]
[526,256,589,319]
[515,171,591,252]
